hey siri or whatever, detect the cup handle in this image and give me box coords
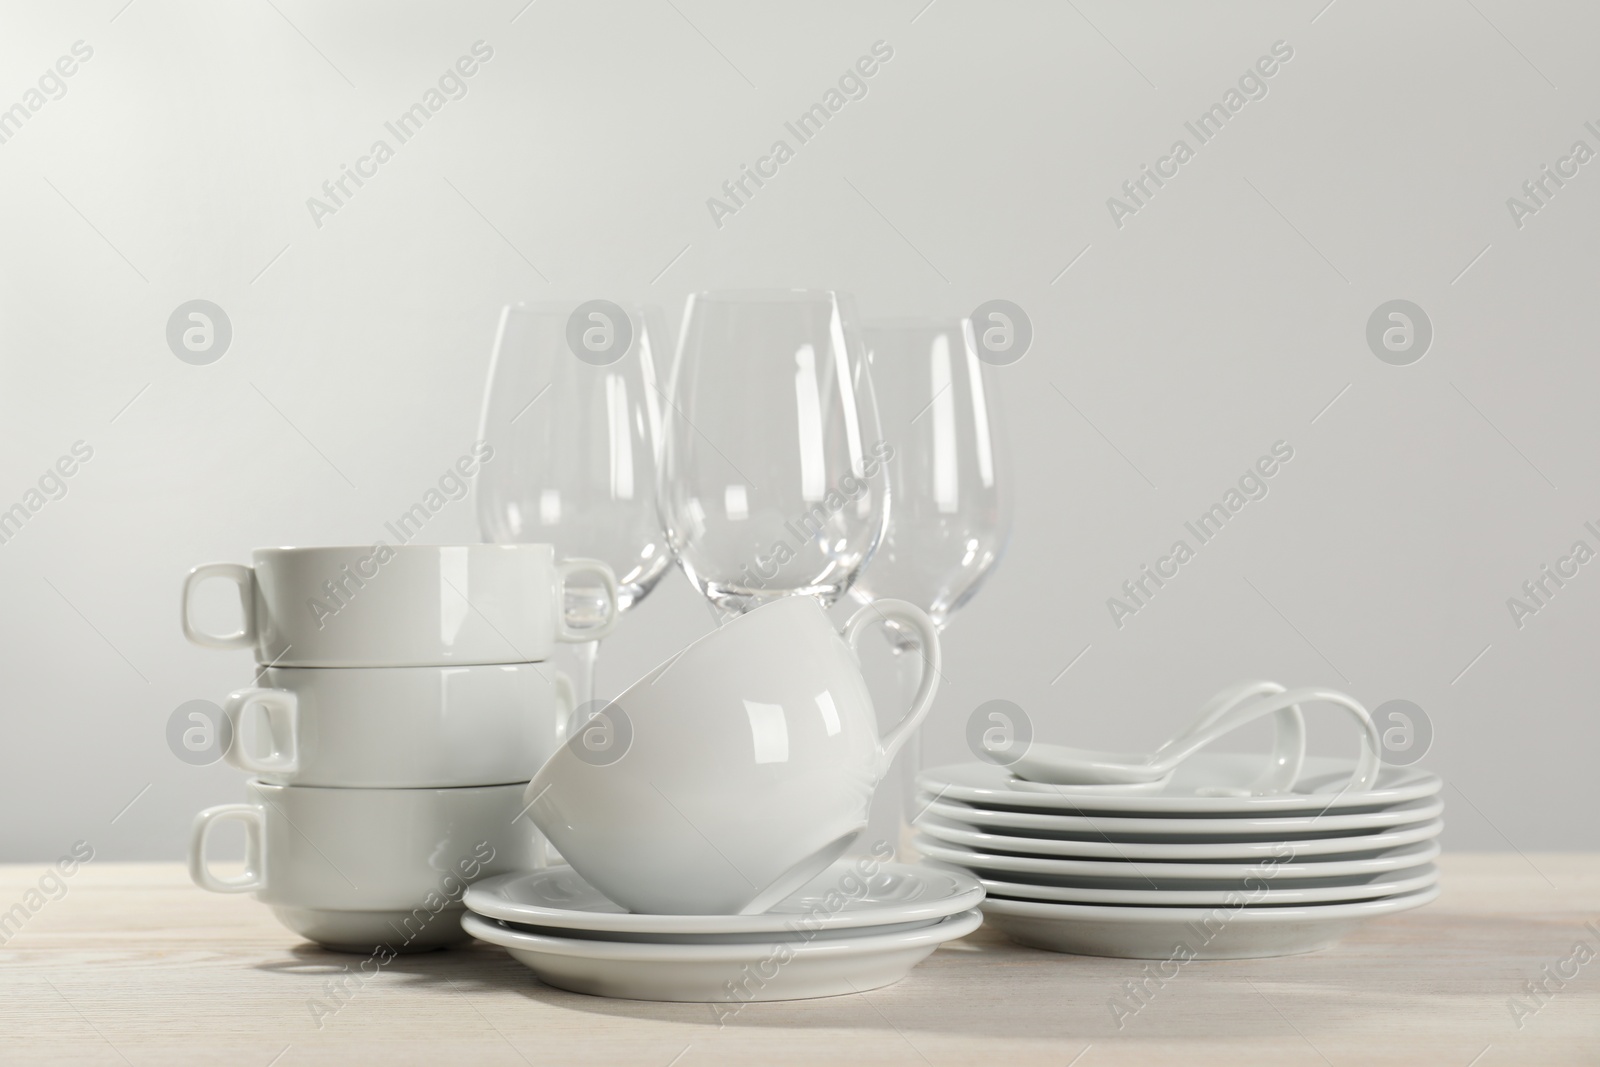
[188,803,264,893]
[181,563,257,650]
[223,688,299,776]
[554,558,619,642]
[841,599,942,780]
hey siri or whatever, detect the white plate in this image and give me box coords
[919,839,1437,885]
[918,757,1441,814]
[461,908,983,1002]
[464,861,982,935]
[966,863,1438,906]
[911,817,1443,865]
[916,795,1443,841]
[980,884,1440,959]
[913,811,1446,859]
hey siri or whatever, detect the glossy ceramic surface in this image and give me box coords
[980,885,1441,959]
[270,905,475,953]
[188,780,540,950]
[464,859,982,935]
[225,663,572,787]
[182,544,616,666]
[1008,685,1381,793]
[916,840,1439,885]
[914,796,1444,843]
[909,817,1444,864]
[972,863,1439,906]
[526,595,941,914]
[462,908,982,1001]
[918,757,1442,815]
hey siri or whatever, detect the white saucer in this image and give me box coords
[968,863,1438,906]
[464,861,982,935]
[921,839,1436,885]
[911,817,1443,865]
[490,916,946,945]
[918,757,1441,815]
[916,795,1443,841]
[980,884,1440,959]
[461,908,983,1001]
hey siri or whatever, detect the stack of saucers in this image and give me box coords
[461,595,980,1001]
[461,860,982,1002]
[913,753,1443,959]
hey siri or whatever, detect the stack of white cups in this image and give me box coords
[180,544,617,953]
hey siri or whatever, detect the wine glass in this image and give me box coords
[851,317,1012,846]
[475,301,671,706]
[657,290,888,618]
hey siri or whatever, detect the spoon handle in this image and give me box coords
[1161,687,1382,794]
[1154,680,1306,794]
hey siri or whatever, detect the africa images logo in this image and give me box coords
[1505,118,1600,230]
[305,42,494,229]
[1105,40,1294,229]
[0,40,94,147]
[705,40,895,229]
[1106,441,1294,628]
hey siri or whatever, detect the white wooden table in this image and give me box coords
[1,854,1595,1066]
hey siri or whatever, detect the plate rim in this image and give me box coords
[979,882,1442,923]
[462,907,984,961]
[924,839,1440,880]
[972,863,1439,907]
[916,795,1445,838]
[918,756,1441,814]
[463,862,984,934]
[910,817,1445,865]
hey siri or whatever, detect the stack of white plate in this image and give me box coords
[461,860,983,1001]
[913,754,1442,959]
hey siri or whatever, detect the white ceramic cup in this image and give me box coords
[182,544,617,667]
[189,780,539,952]
[526,595,941,915]
[223,664,574,788]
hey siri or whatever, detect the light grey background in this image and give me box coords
[2,0,1595,861]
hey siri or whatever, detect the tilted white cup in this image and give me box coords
[224,664,574,788]
[182,544,617,667]
[189,780,539,952]
[526,595,941,915]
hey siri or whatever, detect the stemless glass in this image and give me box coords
[658,290,888,616]
[475,301,671,705]
[852,317,1011,848]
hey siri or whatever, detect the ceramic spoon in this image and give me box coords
[1009,686,1382,795]
[1005,679,1301,791]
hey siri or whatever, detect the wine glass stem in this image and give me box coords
[573,638,601,708]
[538,637,601,871]
[891,640,927,851]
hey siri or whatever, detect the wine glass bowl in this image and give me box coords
[476,302,671,615]
[658,290,888,616]
[475,300,670,705]
[851,317,1010,646]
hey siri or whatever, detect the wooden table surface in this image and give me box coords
[2,854,1595,1066]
